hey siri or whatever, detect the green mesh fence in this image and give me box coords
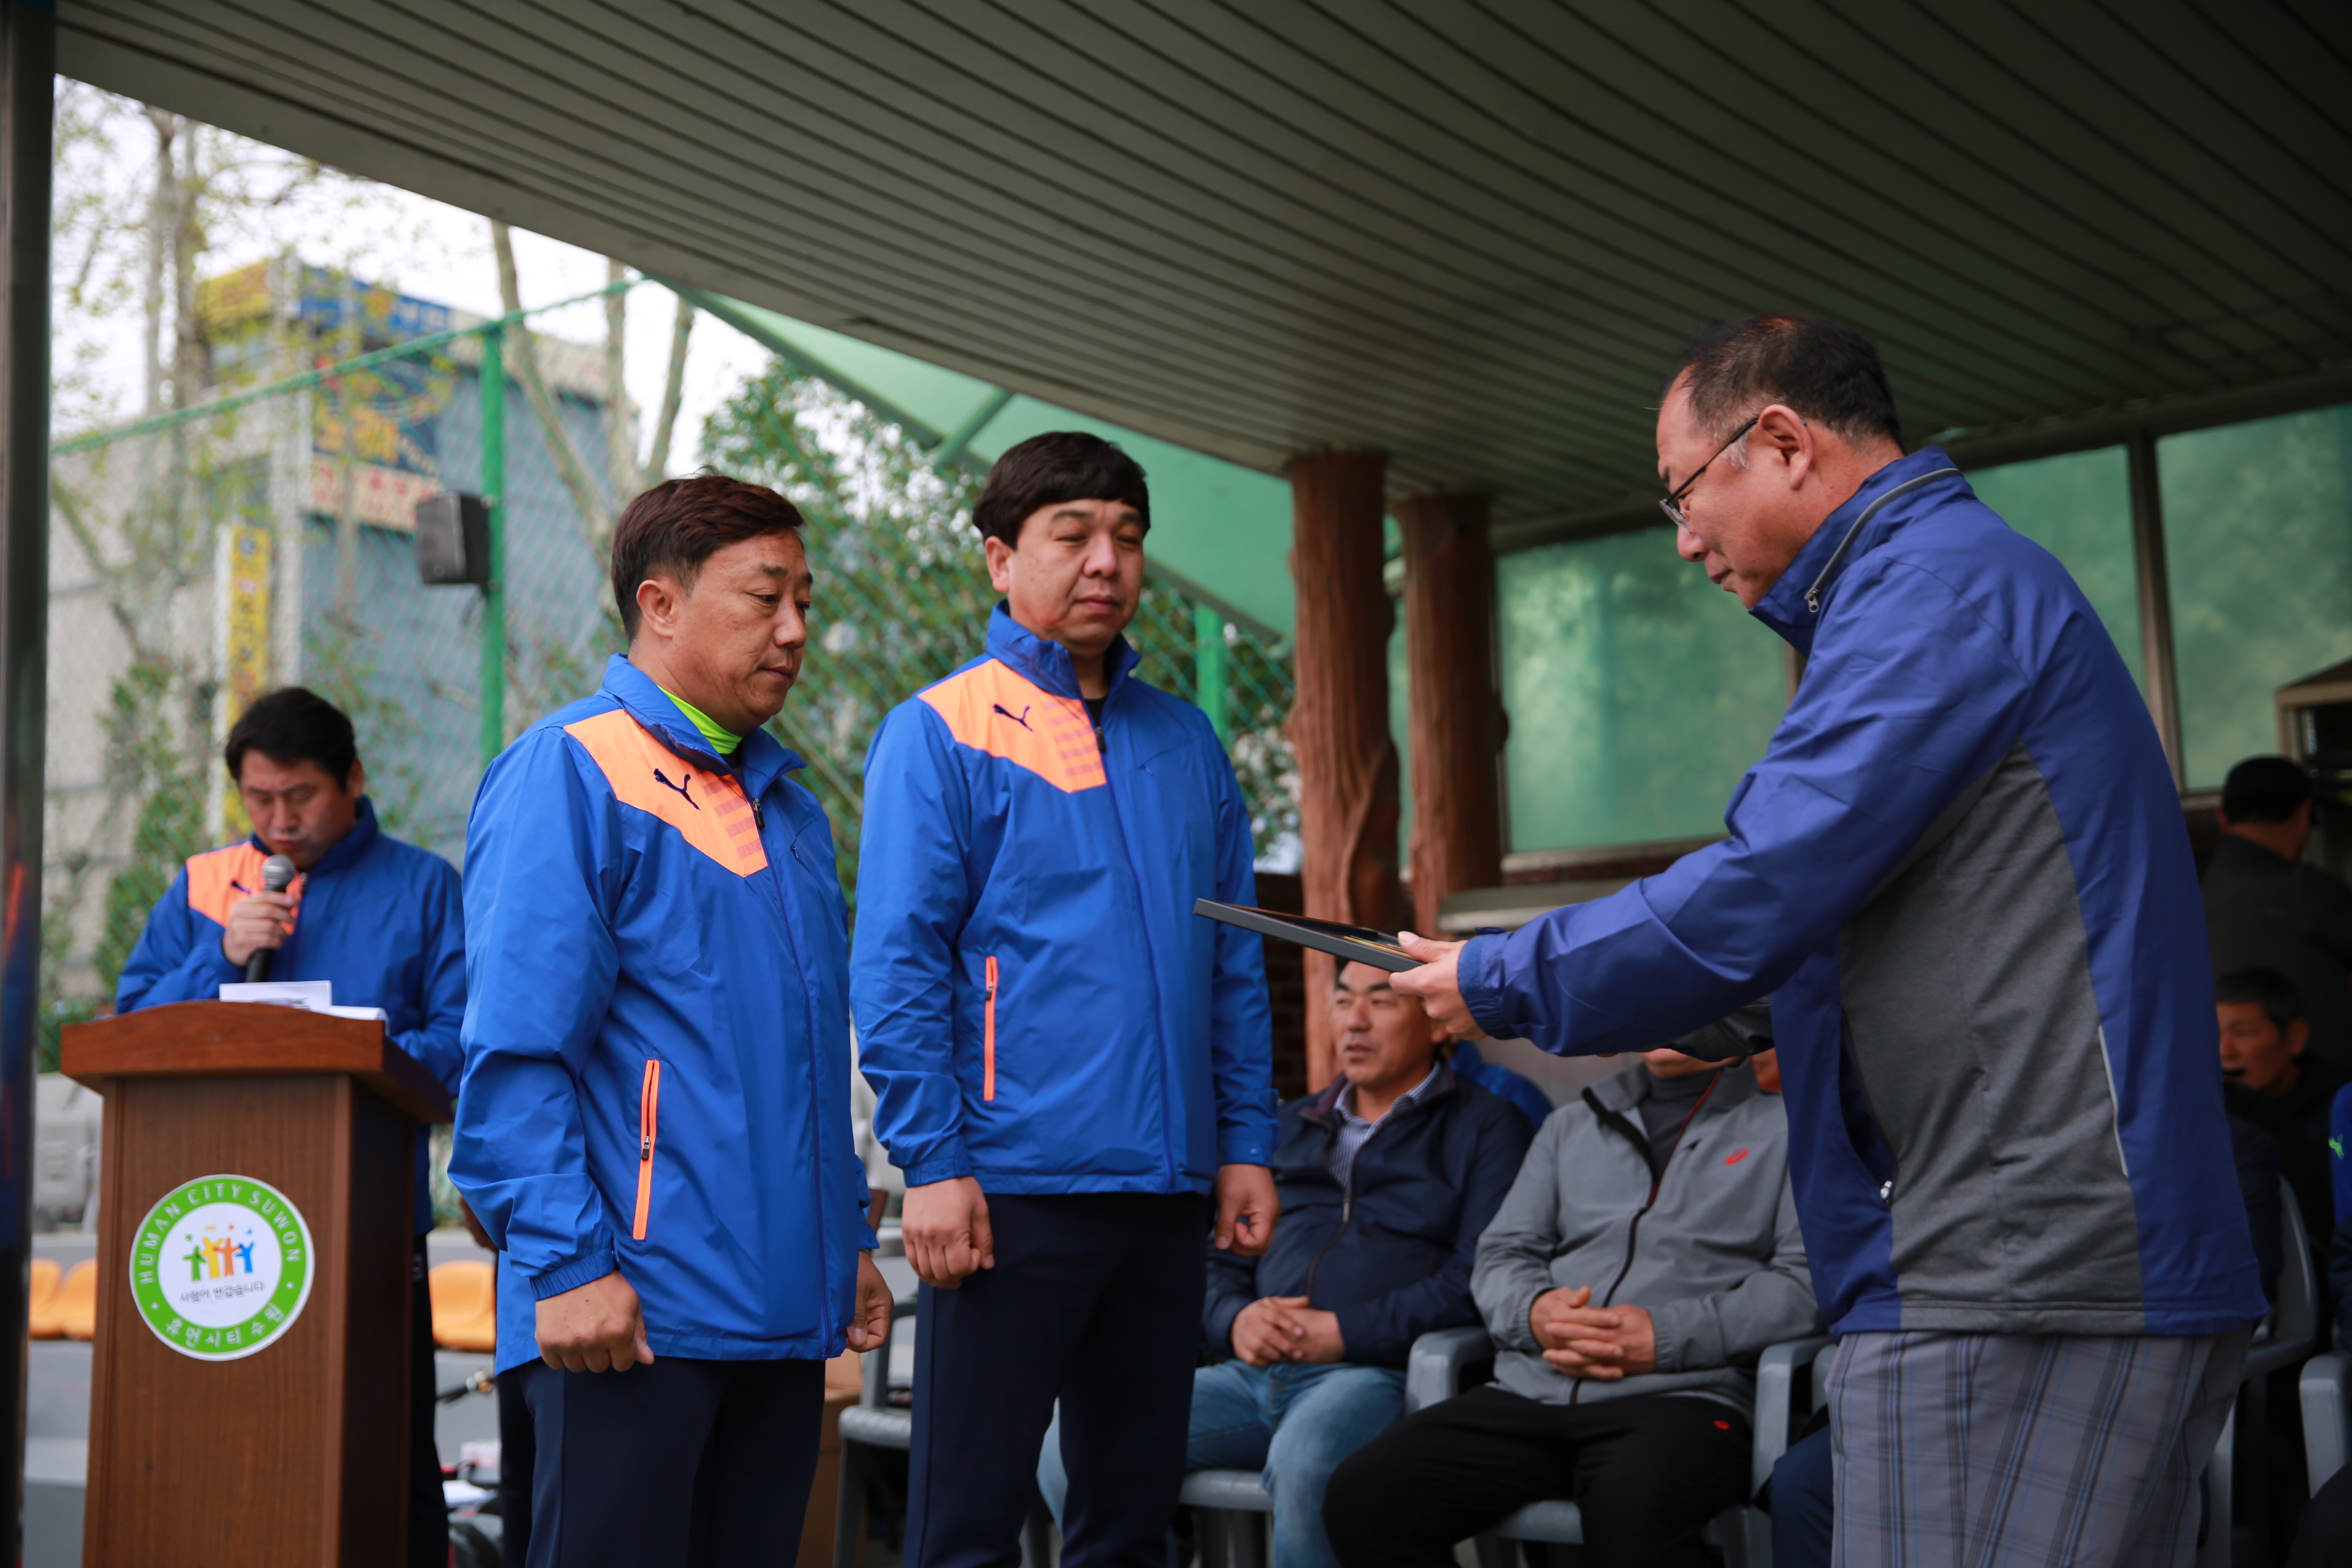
[40,276,1299,1090]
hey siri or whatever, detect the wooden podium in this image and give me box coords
[61,1001,454,1568]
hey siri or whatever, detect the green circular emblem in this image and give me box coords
[128,1174,314,1361]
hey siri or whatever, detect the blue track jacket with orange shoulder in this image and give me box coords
[451,656,874,1374]
[114,797,465,1232]
[852,605,1278,1195]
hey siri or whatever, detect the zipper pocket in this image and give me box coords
[633,1059,662,1241]
[983,956,999,1102]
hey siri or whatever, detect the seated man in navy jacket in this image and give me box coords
[1042,959,1534,1568]
[116,687,464,1568]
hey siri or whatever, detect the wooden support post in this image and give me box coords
[1285,450,1398,1092]
[1395,492,1505,939]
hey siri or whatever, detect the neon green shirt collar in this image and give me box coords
[657,685,743,757]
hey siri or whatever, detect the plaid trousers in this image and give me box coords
[1828,1326,2248,1567]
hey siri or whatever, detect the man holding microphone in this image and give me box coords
[854,432,1280,1568]
[117,685,466,1567]
[453,476,890,1564]
[1395,315,2263,1565]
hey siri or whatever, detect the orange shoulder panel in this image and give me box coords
[918,661,1106,794]
[563,709,769,877]
[184,843,306,929]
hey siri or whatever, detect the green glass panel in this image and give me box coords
[1966,446,2143,690]
[2162,404,2352,790]
[1499,527,1787,851]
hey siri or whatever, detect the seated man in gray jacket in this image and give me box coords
[1321,1038,1817,1568]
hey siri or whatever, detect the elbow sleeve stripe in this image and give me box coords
[917,660,1106,793]
[564,709,768,876]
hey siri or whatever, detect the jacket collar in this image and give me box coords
[1751,446,1969,654]
[598,654,805,799]
[985,603,1141,704]
[1298,1061,1459,1127]
[2212,832,2292,872]
[253,794,380,877]
[1586,1060,1758,1120]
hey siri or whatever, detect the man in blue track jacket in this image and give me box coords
[453,477,889,1567]
[1394,315,2264,1565]
[854,432,1281,1568]
[118,685,464,1568]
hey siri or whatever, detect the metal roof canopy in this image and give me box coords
[58,1,2352,553]
[673,284,1299,636]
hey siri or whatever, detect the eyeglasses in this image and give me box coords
[1658,415,1760,531]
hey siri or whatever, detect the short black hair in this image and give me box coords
[971,432,1149,548]
[610,475,805,638]
[1666,313,1904,450]
[2217,967,2304,1036]
[224,687,358,786]
[2222,755,2314,824]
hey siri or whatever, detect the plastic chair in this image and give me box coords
[429,1260,498,1352]
[24,1257,59,1339]
[836,1294,917,1568]
[51,1261,96,1341]
[2203,1177,2318,1568]
[1180,1325,1496,1568]
[2302,1352,2351,1495]
[1452,1330,1830,1568]
[834,1298,1052,1568]
[1185,1325,1826,1568]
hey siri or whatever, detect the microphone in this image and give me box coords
[246,854,299,983]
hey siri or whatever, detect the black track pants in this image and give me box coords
[517,1352,824,1567]
[905,1192,1207,1568]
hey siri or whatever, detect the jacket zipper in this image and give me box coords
[1573,1074,1721,1402]
[1299,1085,1446,1302]
[633,1059,662,1241]
[737,753,841,1343]
[1302,1164,1354,1305]
[1085,685,1179,1185]
[1801,466,1962,614]
[983,956,1000,1102]
[640,722,838,1343]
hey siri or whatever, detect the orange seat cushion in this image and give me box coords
[51,1261,97,1342]
[430,1259,498,1351]
[24,1258,60,1340]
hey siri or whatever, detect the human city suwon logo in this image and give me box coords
[180,1223,261,1286]
[128,1175,314,1362]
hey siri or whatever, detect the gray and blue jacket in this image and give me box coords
[1462,447,2267,1338]
[1474,1064,1815,1417]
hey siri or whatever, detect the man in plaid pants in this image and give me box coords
[1396,314,2263,1565]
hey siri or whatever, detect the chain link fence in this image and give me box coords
[41,266,1301,1107]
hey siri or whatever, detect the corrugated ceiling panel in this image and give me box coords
[54,0,2352,537]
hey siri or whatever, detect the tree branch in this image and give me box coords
[49,476,164,668]
[491,221,617,564]
[647,293,695,480]
[601,256,641,504]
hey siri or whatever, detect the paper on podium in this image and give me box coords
[217,981,388,1023]
[220,979,333,1009]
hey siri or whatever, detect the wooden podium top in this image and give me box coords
[61,1001,453,1125]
